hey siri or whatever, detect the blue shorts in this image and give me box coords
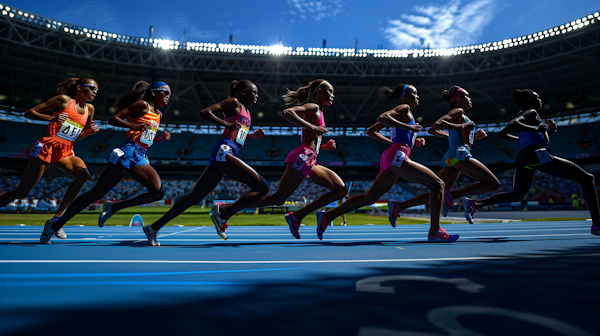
[208,139,241,165]
[441,145,474,167]
[107,140,149,170]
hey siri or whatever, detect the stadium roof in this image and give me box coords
[1,3,599,126]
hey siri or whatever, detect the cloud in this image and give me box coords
[286,0,344,22]
[383,0,496,49]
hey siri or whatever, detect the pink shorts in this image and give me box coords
[380,143,412,172]
[285,144,318,178]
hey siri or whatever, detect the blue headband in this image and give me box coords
[150,81,169,92]
[398,85,409,102]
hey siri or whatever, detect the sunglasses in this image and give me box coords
[152,88,171,95]
[81,84,99,92]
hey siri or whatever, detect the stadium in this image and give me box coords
[1,2,600,336]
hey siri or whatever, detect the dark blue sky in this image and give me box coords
[8,0,600,49]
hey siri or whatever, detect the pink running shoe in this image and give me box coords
[442,190,453,217]
[592,224,600,236]
[428,228,459,243]
[316,209,328,240]
[464,197,478,224]
[210,212,229,240]
[387,200,400,228]
[285,212,301,239]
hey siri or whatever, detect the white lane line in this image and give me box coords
[2,253,600,264]
[132,226,204,243]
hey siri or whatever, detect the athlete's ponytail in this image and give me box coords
[282,79,329,105]
[511,89,536,109]
[441,86,463,104]
[228,79,255,98]
[113,80,158,112]
[379,84,411,102]
[55,77,95,97]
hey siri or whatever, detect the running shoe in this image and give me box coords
[49,217,67,239]
[285,212,301,239]
[428,227,459,243]
[210,212,229,240]
[442,189,453,217]
[98,201,114,227]
[143,224,160,246]
[387,200,400,228]
[316,209,328,240]
[40,219,55,244]
[592,224,600,236]
[464,197,478,224]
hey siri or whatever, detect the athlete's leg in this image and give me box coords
[211,155,269,221]
[473,167,536,209]
[394,167,460,212]
[151,165,223,231]
[232,163,305,209]
[0,157,48,207]
[50,162,128,231]
[391,161,445,234]
[536,157,600,226]
[450,159,500,198]
[324,170,398,223]
[52,156,91,217]
[111,164,164,212]
[293,165,347,220]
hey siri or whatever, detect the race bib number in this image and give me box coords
[29,142,43,157]
[535,148,552,164]
[57,119,84,141]
[456,146,468,161]
[316,137,322,155]
[216,144,231,162]
[292,154,308,171]
[108,148,125,165]
[410,131,417,148]
[236,125,249,146]
[140,127,157,146]
[391,150,406,168]
[468,129,475,145]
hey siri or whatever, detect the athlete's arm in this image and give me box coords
[320,139,336,150]
[248,127,265,139]
[24,95,71,122]
[377,104,422,132]
[365,122,393,145]
[198,98,240,129]
[280,104,327,136]
[496,126,519,141]
[77,105,100,140]
[109,100,150,131]
[507,110,545,133]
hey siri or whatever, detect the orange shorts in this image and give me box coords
[24,136,75,164]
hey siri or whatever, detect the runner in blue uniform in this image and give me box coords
[465,89,600,235]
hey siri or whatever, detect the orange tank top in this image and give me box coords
[48,99,89,142]
[126,104,161,149]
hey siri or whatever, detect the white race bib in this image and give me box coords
[292,154,308,171]
[236,125,249,146]
[535,148,552,164]
[29,142,43,157]
[108,148,125,165]
[316,137,322,155]
[391,150,406,168]
[456,146,468,161]
[57,119,84,141]
[216,144,231,162]
[140,127,157,146]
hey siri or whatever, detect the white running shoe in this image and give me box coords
[98,201,114,227]
[143,224,160,246]
[210,212,228,240]
[40,219,55,244]
[49,218,67,239]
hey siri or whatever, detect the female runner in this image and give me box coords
[315,84,458,242]
[142,79,268,245]
[221,79,347,239]
[40,80,171,244]
[388,86,500,224]
[464,89,600,234]
[0,77,99,239]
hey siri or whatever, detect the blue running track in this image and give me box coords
[1,221,599,336]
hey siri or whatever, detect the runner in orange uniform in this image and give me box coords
[40,81,171,244]
[0,77,100,239]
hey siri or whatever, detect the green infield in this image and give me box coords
[0,206,458,226]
